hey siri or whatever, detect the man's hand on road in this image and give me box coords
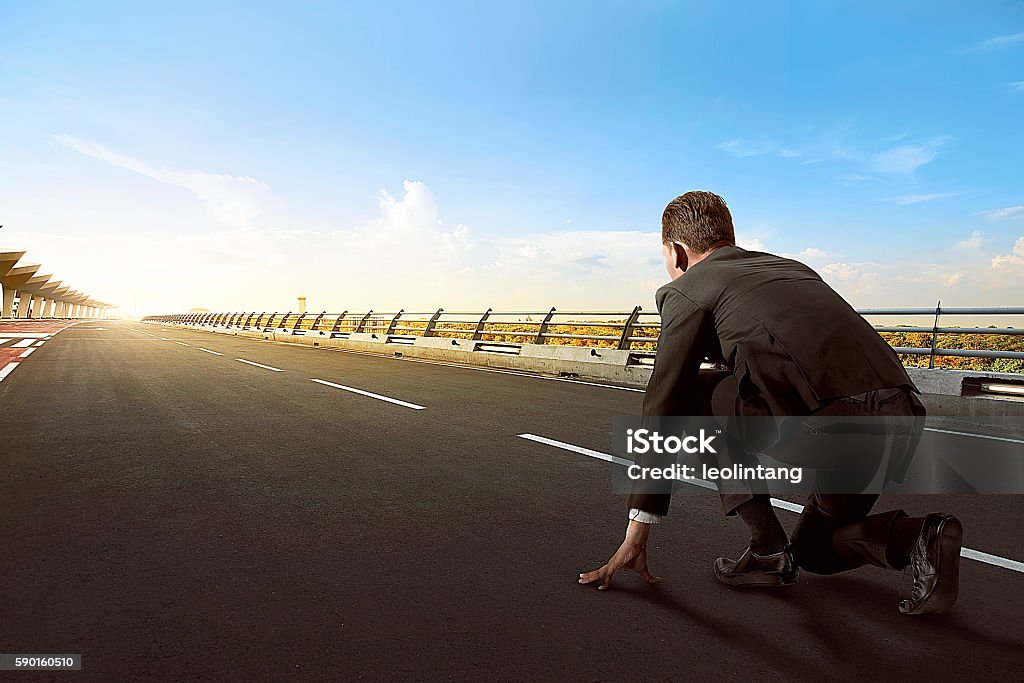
[579,520,661,590]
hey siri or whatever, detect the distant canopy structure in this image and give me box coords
[0,249,114,319]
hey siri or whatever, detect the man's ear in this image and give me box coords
[672,243,688,271]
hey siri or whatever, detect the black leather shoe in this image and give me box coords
[714,547,798,587]
[899,513,963,615]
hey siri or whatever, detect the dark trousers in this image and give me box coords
[691,370,927,573]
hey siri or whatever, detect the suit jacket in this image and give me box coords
[628,245,918,515]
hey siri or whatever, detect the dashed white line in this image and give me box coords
[518,433,1024,574]
[310,378,426,410]
[322,346,646,393]
[18,347,36,358]
[236,358,284,372]
[196,347,224,356]
[12,339,34,348]
[173,341,191,347]
[517,433,634,467]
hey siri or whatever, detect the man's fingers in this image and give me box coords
[598,570,614,590]
[578,566,607,584]
[639,567,662,584]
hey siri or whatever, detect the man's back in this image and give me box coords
[660,245,914,415]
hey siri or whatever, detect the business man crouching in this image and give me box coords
[579,191,963,615]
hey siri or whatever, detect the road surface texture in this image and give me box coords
[1,321,1021,680]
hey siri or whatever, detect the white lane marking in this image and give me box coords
[18,347,36,358]
[924,427,1024,446]
[160,338,171,341]
[0,362,19,381]
[173,341,191,347]
[196,347,224,356]
[236,358,284,372]
[13,339,34,348]
[518,433,634,467]
[154,323,663,394]
[33,340,45,347]
[0,333,48,339]
[960,548,1024,573]
[310,378,426,410]
[519,434,1024,575]
[322,346,646,393]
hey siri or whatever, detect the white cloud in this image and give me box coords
[717,140,800,159]
[736,236,765,251]
[991,237,1024,270]
[978,205,1024,221]
[821,262,860,281]
[940,272,965,287]
[884,192,957,205]
[52,134,270,227]
[782,247,841,262]
[717,131,949,179]
[1009,81,1024,91]
[956,231,987,249]
[870,138,946,175]
[979,32,1024,47]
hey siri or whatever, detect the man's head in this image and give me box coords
[661,191,736,279]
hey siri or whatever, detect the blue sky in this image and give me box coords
[1,1,1022,315]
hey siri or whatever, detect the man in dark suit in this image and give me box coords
[579,191,963,615]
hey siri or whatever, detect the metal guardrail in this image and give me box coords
[144,304,1024,365]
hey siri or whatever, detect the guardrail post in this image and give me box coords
[292,311,307,331]
[423,308,444,337]
[534,307,556,345]
[387,309,405,335]
[279,311,292,329]
[310,310,326,331]
[265,312,277,329]
[244,312,257,328]
[331,310,349,333]
[618,306,642,350]
[929,300,941,369]
[355,310,374,333]
[472,308,493,340]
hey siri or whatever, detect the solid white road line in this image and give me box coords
[18,347,36,358]
[0,362,19,381]
[236,358,284,372]
[196,347,224,356]
[518,433,1024,575]
[310,378,426,410]
[13,339,34,348]
[0,333,48,339]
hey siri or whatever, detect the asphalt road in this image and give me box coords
[1,321,1021,681]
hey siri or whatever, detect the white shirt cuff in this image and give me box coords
[628,508,665,525]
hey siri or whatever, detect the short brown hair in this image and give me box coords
[661,191,736,253]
